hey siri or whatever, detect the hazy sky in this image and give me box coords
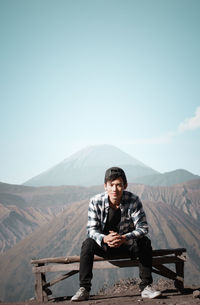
[1,0,200,184]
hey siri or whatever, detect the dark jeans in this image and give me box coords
[79,236,153,292]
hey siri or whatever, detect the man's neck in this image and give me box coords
[108,198,121,209]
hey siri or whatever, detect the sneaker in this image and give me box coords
[71,287,89,301]
[141,285,162,299]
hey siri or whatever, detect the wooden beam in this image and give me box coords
[31,248,186,265]
[153,264,177,280]
[174,261,184,292]
[44,270,79,288]
[32,255,185,273]
[34,267,48,302]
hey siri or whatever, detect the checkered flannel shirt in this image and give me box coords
[86,190,149,247]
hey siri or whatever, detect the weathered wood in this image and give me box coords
[31,255,81,264]
[174,260,184,292]
[34,264,48,302]
[44,270,79,288]
[153,264,177,280]
[34,272,43,302]
[152,248,186,256]
[33,262,80,273]
[31,248,187,302]
[31,248,186,265]
[32,255,184,273]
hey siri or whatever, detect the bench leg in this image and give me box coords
[35,272,48,302]
[174,261,184,293]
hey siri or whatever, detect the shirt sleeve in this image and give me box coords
[86,198,106,247]
[125,197,149,240]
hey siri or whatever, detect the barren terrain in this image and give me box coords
[1,279,200,305]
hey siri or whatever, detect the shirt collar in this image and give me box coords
[104,191,110,209]
[120,191,126,205]
[104,191,126,208]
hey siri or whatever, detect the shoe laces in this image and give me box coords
[145,285,156,292]
[77,287,86,296]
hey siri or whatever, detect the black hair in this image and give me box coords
[104,167,127,186]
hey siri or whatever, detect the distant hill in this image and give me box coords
[23,145,158,187]
[1,178,200,253]
[132,169,200,186]
[0,182,102,252]
[0,180,199,302]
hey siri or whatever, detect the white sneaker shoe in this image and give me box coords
[141,285,162,299]
[71,287,90,301]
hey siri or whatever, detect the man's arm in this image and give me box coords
[124,197,149,241]
[86,198,106,247]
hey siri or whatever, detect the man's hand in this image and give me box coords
[103,231,126,248]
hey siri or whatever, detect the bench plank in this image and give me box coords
[31,248,187,302]
[32,255,185,273]
[31,248,186,265]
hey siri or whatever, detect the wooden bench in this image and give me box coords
[31,248,186,302]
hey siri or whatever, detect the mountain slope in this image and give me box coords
[128,179,200,222]
[1,179,200,254]
[0,180,200,252]
[132,169,200,186]
[23,145,158,187]
[0,182,103,252]
[0,181,199,302]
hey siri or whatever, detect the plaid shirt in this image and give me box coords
[87,190,149,247]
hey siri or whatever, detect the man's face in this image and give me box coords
[104,177,127,205]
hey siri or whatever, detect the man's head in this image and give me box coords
[104,167,128,205]
[104,167,127,186]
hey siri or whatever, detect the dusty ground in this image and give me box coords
[1,279,200,305]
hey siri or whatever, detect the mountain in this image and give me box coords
[128,179,200,222]
[132,169,200,186]
[23,145,200,187]
[1,178,200,254]
[0,182,102,253]
[23,145,158,187]
[0,180,199,302]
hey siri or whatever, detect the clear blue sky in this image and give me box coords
[1,0,200,184]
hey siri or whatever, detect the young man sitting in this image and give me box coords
[71,167,161,301]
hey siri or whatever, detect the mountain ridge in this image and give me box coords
[132,169,200,186]
[22,145,200,187]
[23,145,158,187]
[0,182,103,252]
[1,179,200,253]
[0,191,199,301]
[0,180,199,301]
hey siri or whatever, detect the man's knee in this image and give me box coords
[81,238,96,253]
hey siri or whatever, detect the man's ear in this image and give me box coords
[104,183,107,190]
[124,183,128,189]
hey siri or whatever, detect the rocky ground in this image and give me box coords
[1,279,200,305]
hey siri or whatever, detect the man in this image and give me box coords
[71,167,161,301]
